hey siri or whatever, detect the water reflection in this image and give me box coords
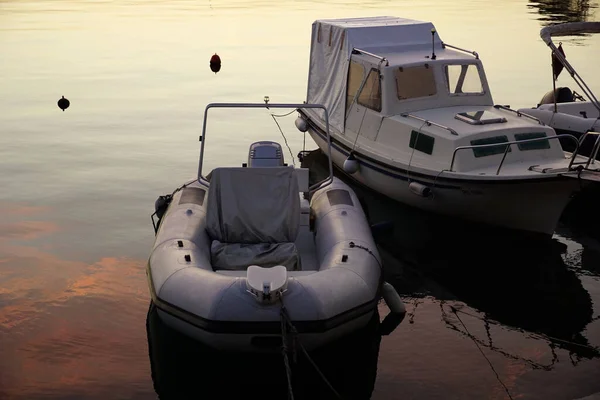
[302,149,599,371]
[528,0,597,24]
[146,304,382,400]
[383,219,598,366]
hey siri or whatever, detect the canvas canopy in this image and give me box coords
[306,16,441,133]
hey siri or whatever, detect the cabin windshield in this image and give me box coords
[445,64,483,95]
[395,64,437,101]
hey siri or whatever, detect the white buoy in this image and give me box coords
[408,181,432,197]
[381,282,406,315]
[343,153,360,174]
[295,117,308,132]
[379,281,406,335]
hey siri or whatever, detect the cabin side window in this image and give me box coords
[409,130,435,155]
[514,132,550,151]
[357,68,382,112]
[346,61,365,112]
[446,65,483,95]
[395,65,437,100]
[470,136,511,157]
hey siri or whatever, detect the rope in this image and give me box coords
[170,178,196,196]
[279,300,343,400]
[271,109,299,118]
[280,310,295,400]
[430,169,449,200]
[348,241,384,288]
[452,307,600,352]
[270,114,296,167]
[406,121,428,183]
[450,306,514,400]
[350,69,380,153]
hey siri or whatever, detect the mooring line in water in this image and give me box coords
[280,312,295,400]
[279,300,343,400]
[450,306,515,400]
[453,307,600,353]
[441,303,556,371]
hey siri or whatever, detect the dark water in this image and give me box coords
[1,0,600,399]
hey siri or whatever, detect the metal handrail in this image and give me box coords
[449,134,580,174]
[493,105,544,125]
[546,42,600,115]
[197,102,334,192]
[352,47,389,66]
[401,113,459,136]
[576,131,600,168]
[442,42,479,59]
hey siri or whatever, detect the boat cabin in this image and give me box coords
[346,43,493,120]
[305,17,565,174]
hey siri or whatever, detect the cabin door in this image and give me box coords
[345,67,383,142]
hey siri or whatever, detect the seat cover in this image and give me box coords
[205,167,301,271]
[205,167,300,244]
[210,241,299,271]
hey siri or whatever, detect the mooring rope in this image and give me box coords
[451,306,600,352]
[270,113,296,167]
[450,306,514,400]
[280,310,295,400]
[279,299,343,400]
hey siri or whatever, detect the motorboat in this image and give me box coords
[146,102,405,353]
[296,16,600,236]
[518,22,600,158]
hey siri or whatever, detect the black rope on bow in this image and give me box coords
[279,299,343,400]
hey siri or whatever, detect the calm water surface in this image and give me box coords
[1,0,600,399]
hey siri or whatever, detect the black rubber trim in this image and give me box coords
[298,110,568,186]
[146,263,377,334]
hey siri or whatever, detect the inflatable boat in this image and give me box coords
[146,102,405,352]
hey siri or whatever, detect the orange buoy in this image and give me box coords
[210,53,221,73]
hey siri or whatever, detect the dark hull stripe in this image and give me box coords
[146,263,377,335]
[299,110,568,187]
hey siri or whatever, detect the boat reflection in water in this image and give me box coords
[412,237,599,367]
[304,148,599,370]
[528,0,597,25]
[146,301,385,400]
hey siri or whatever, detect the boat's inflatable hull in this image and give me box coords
[147,175,382,352]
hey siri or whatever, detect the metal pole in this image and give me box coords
[552,51,558,114]
[197,103,334,188]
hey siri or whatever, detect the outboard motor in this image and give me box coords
[245,141,286,167]
[539,87,575,105]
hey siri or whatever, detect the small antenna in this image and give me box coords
[431,29,437,60]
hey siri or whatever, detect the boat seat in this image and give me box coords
[205,167,301,271]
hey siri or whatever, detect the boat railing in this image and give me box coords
[441,42,479,59]
[352,47,389,66]
[197,102,334,192]
[493,105,544,125]
[541,22,600,115]
[575,131,600,168]
[449,134,580,175]
[401,113,459,136]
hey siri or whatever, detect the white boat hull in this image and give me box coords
[307,126,579,236]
